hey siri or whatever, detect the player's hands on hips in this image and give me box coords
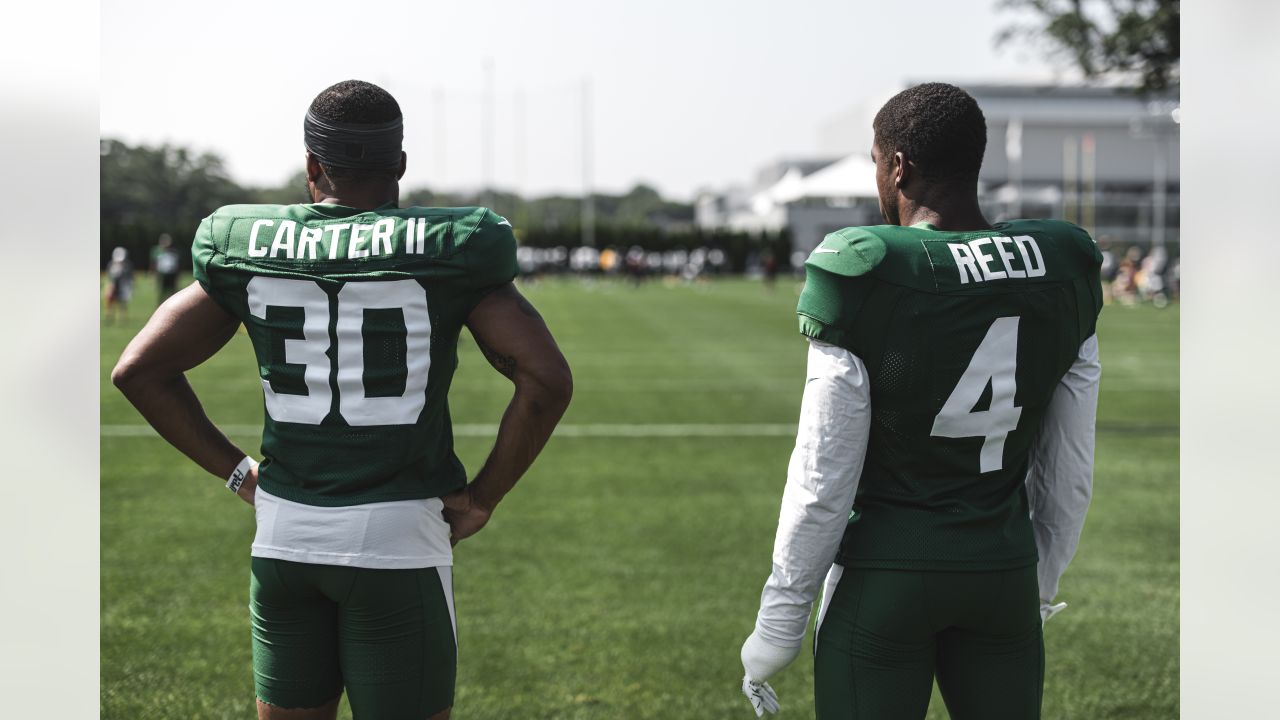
[442,485,493,546]
[739,630,800,716]
[1040,600,1067,625]
[236,462,259,506]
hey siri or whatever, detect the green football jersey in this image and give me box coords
[192,202,516,507]
[797,219,1103,571]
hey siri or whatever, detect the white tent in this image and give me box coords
[735,156,880,233]
[750,167,807,215]
[791,153,880,200]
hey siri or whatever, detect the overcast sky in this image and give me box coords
[102,0,1066,200]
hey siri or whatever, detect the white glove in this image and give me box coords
[740,630,800,716]
[741,676,780,717]
[1040,601,1067,625]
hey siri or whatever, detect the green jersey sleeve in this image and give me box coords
[797,227,887,346]
[457,209,518,312]
[1060,220,1105,336]
[191,214,216,289]
[189,212,242,316]
[1057,219,1105,326]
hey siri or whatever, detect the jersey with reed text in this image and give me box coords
[797,219,1103,570]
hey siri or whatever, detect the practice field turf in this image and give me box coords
[101,276,1178,719]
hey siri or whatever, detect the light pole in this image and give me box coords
[581,76,595,248]
[1130,98,1180,249]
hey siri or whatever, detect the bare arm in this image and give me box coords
[111,281,256,502]
[443,283,573,542]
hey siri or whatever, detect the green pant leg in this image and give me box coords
[931,566,1044,720]
[813,566,936,720]
[339,566,458,719]
[250,558,345,709]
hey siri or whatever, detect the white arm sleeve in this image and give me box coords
[754,339,871,648]
[1026,334,1101,603]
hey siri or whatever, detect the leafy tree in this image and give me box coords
[997,0,1179,93]
[100,139,244,268]
[249,170,309,206]
[100,140,241,229]
[101,139,701,269]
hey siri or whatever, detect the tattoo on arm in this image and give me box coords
[476,337,517,379]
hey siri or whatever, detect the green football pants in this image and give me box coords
[813,564,1043,720]
[249,557,457,719]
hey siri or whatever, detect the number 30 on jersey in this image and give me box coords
[246,277,431,427]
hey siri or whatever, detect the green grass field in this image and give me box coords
[101,276,1178,719]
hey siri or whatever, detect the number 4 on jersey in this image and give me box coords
[930,316,1022,473]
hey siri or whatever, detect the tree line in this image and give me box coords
[102,138,787,274]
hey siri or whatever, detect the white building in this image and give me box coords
[694,157,841,234]
[697,82,1180,257]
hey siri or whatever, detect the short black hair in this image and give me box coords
[308,80,402,180]
[873,83,987,182]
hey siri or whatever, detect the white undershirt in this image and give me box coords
[252,488,453,570]
[1026,334,1101,602]
[754,340,872,648]
[754,335,1101,648]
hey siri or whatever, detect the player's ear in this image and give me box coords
[305,152,324,184]
[893,151,910,189]
[397,151,407,181]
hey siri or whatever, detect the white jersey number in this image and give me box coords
[246,277,432,427]
[930,316,1022,473]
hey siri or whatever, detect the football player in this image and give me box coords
[739,83,1101,719]
[112,80,573,720]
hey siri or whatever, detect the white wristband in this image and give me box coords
[226,456,254,494]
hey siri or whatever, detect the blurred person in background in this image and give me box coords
[625,245,647,286]
[1097,237,1117,304]
[1138,245,1169,308]
[104,246,134,324]
[761,249,780,291]
[1112,247,1140,305]
[151,233,182,305]
[739,83,1101,720]
[599,247,620,274]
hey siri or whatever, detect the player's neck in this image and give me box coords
[314,183,400,211]
[898,192,990,232]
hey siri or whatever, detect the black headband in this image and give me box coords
[303,111,404,170]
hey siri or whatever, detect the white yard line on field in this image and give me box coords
[99,423,801,439]
[100,421,1178,439]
